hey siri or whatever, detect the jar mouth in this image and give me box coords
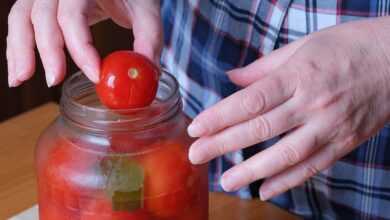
[60,70,181,132]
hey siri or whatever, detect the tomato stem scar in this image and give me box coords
[128,68,139,79]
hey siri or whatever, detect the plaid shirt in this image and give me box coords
[160,0,390,219]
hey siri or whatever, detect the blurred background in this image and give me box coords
[1,1,133,122]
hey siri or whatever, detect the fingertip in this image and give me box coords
[227,68,247,87]
[220,170,240,192]
[131,10,163,66]
[188,143,202,165]
[82,64,100,83]
[220,176,232,192]
[56,3,101,84]
[67,44,100,84]
[8,39,35,84]
[45,70,65,87]
[14,56,35,82]
[133,39,161,66]
[41,54,67,87]
[187,121,205,137]
[259,181,276,201]
[8,75,22,88]
[259,188,270,201]
[6,47,15,85]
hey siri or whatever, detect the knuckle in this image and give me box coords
[335,133,359,156]
[240,88,266,115]
[315,91,342,110]
[248,116,272,141]
[302,163,320,179]
[215,137,229,156]
[345,133,359,147]
[212,110,226,129]
[295,92,312,109]
[301,59,322,74]
[280,144,300,166]
[201,109,225,133]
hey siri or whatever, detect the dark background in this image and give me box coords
[1,1,133,122]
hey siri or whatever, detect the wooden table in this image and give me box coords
[0,103,300,220]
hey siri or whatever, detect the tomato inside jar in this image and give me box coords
[36,71,209,220]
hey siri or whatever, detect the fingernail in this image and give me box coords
[8,76,22,87]
[83,65,100,83]
[8,75,13,87]
[46,73,56,87]
[188,144,203,165]
[187,121,205,137]
[226,70,234,75]
[260,186,272,201]
[220,171,239,192]
[15,62,27,81]
[226,68,240,76]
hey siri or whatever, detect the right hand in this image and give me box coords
[7,0,163,87]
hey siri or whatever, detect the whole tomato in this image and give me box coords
[96,51,159,109]
[140,141,195,218]
[40,137,100,212]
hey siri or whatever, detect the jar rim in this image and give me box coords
[60,69,182,132]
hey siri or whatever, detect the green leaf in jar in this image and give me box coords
[100,157,144,211]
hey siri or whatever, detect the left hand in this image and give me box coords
[187,17,390,200]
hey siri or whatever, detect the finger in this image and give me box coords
[130,0,163,64]
[58,0,100,83]
[7,0,36,86]
[188,73,296,137]
[219,121,326,192]
[32,0,66,87]
[189,98,301,165]
[96,1,131,28]
[6,37,20,87]
[259,136,357,201]
[228,36,309,87]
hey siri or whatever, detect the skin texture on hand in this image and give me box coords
[6,0,162,87]
[187,16,390,201]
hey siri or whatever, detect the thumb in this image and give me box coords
[130,0,163,65]
[228,36,309,87]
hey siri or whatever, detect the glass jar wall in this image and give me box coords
[35,71,208,220]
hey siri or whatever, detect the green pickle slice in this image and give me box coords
[100,157,144,211]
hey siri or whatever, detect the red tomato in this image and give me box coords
[41,137,99,210]
[80,198,151,220]
[140,141,195,218]
[39,204,78,220]
[109,133,155,154]
[96,51,159,109]
[39,194,80,220]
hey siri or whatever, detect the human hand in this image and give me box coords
[187,17,390,200]
[7,0,162,87]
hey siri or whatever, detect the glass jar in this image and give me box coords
[36,71,208,220]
